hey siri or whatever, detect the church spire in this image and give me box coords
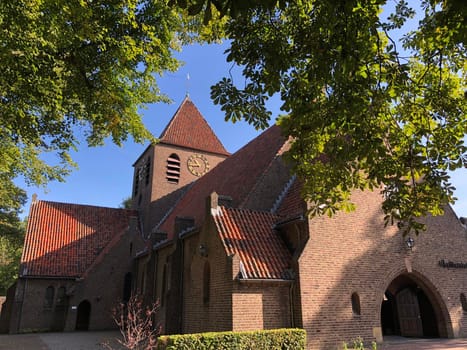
[159,97,230,156]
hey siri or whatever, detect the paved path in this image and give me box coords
[379,336,467,350]
[1,333,467,349]
[0,331,123,350]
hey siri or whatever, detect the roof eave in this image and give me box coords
[237,278,293,284]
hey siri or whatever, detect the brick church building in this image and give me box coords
[1,97,467,349]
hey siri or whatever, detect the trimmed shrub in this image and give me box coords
[157,328,306,350]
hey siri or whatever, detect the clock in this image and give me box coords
[187,154,210,177]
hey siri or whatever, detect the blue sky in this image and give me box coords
[15,32,467,220]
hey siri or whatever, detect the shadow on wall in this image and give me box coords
[1,200,138,334]
[301,199,460,350]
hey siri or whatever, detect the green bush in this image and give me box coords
[157,328,306,350]
[342,337,378,350]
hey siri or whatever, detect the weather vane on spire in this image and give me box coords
[186,73,190,97]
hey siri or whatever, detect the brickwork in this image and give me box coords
[9,98,467,350]
[151,242,175,334]
[298,189,467,349]
[133,143,227,233]
[65,228,143,332]
[11,279,73,333]
[181,213,234,333]
[232,282,291,331]
[6,227,143,334]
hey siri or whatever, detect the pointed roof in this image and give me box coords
[212,206,292,280]
[159,97,230,156]
[157,125,287,238]
[21,200,137,278]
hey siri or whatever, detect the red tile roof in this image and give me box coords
[157,125,287,237]
[21,200,137,278]
[159,97,229,156]
[212,206,291,279]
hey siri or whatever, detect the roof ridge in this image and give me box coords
[270,175,297,214]
[158,95,190,140]
[218,205,280,218]
[32,199,136,213]
[239,136,288,209]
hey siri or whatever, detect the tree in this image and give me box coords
[0,0,224,209]
[0,190,26,294]
[207,0,466,233]
[104,295,161,350]
[120,197,133,209]
[2,0,465,234]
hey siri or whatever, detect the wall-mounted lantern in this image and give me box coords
[405,237,414,250]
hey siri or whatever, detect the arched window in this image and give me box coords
[166,154,181,184]
[123,272,132,303]
[203,261,210,305]
[45,286,54,308]
[351,292,361,315]
[161,264,167,306]
[461,293,467,312]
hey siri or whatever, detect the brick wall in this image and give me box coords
[11,278,74,333]
[298,189,467,349]
[133,144,228,233]
[152,242,175,334]
[9,226,143,334]
[178,205,293,335]
[181,216,233,333]
[232,281,291,331]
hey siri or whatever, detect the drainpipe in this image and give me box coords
[178,238,184,333]
[289,282,295,328]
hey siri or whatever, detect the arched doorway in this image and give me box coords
[381,273,448,338]
[76,300,91,331]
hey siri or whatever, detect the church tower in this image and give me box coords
[131,97,230,234]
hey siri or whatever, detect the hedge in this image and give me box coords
[157,328,306,350]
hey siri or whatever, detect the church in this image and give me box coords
[1,97,467,349]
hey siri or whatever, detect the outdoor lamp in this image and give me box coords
[405,237,415,250]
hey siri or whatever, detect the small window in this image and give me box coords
[351,292,361,315]
[166,154,181,184]
[203,261,210,305]
[461,293,467,312]
[45,286,55,308]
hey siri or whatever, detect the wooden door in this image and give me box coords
[396,288,423,337]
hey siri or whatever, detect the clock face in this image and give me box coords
[187,154,210,177]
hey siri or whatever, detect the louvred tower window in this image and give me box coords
[166,154,181,184]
